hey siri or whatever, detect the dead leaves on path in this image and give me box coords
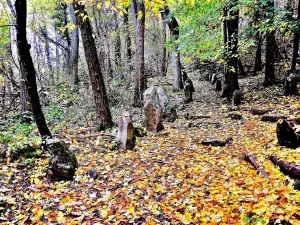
[0,93,300,224]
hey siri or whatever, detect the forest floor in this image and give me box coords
[0,68,300,224]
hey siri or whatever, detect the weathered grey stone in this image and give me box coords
[143,86,157,106]
[143,86,177,122]
[21,111,33,123]
[284,73,298,96]
[156,86,170,114]
[116,112,136,150]
[144,101,164,133]
[46,139,78,181]
[184,80,194,104]
[232,89,243,106]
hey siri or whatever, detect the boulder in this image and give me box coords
[143,86,177,122]
[276,120,300,149]
[21,111,33,124]
[232,89,243,106]
[116,112,136,150]
[46,139,78,181]
[143,86,157,106]
[144,101,164,133]
[284,73,298,96]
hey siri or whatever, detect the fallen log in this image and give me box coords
[201,137,232,147]
[261,115,287,122]
[243,148,268,178]
[270,155,300,179]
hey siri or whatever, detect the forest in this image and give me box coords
[0,0,300,224]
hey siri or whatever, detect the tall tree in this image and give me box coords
[264,0,275,85]
[161,6,183,90]
[6,0,31,113]
[68,4,79,87]
[290,0,300,72]
[221,1,239,98]
[132,0,146,106]
[15,0,52,138]
[124,7,132,73]
[73,1,113,130]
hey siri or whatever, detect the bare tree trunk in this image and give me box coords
[113,1,121,67]
[132,0,147,106]
[15,0,52,138]
[68,4,79,87]
[6,0,31,113]
[161,21,167,77]
[221,1,239,98]
[264,0,275,85]
[73,1,113,130]
[124,7,132,74]
[161,7,183,90]
[254,35,262,75]
[290,0,300,71]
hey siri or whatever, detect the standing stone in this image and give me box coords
[143,86,157,106]
[232,89,243,106]
[47,139,78,181]
[215,80,222,91]
[156,86,170,114]
[116,112,135,150]
[184,79,194,104]
[143,86,177,122]
[144,101,164,133]
[284,73,297,96]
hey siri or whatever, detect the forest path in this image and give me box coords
[0,73,300,224]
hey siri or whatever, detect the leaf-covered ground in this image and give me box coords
[0,75,300,224]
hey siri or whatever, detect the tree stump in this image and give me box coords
[215,80,222,91]
[144,102,164,133]
[46,139,78,181]
[284,73,297,96]
[232,89,243,106]
[116,112,136,150]
[276,120,300,149]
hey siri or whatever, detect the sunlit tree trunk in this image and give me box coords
[68,4,79,87]
[73,1,113,130]
[221,1,239,98]
[124,7,132,74]
[15,0,52,138]
[161,7,183,90]
[132,0,147,106]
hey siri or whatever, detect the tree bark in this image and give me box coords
[15,0,52,138]
[124,7,132,73]
[73,2,113,130]
[132,0,147,106]
[161,7,183,90]
[161,20,167,77]
[290,0,300,71]
[113,0,121,67]
[68,4,79,88]
[221,2,239,98]
[264,0,275,86]
[254,35,262,75]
